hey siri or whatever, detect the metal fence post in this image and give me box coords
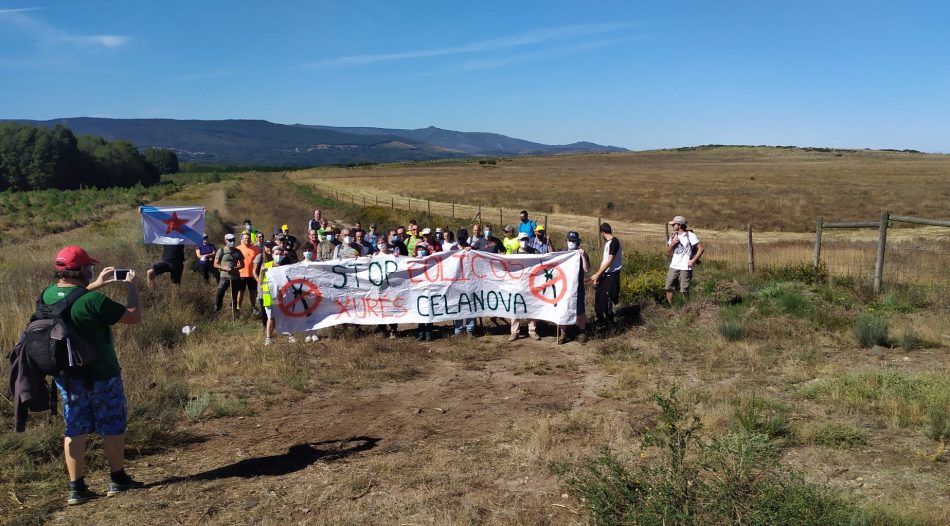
[813,217,823,268]
[873,210,890,294]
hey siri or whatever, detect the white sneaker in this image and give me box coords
[288,336,297,343]
[309,334,319,342]
[304,335,312,343]
[264,337,272,346]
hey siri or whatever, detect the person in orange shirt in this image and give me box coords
[236,232,261,315]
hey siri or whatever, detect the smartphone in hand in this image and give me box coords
[113,269,132,281]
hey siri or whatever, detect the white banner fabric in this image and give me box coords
[266,250,580,332]
[140,205,206,245]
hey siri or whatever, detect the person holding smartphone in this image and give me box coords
[44,246,143,505]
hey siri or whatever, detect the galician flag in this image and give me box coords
[140,206,205,245]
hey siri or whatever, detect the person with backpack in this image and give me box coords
[665,215,705,306]
[214,233,245,314]
[42,246,143,504]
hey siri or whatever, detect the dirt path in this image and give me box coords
[49,333,629,525]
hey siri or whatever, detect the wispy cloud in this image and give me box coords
[456,37,636,72]
[305,22,634,68]
[0,7,130,48]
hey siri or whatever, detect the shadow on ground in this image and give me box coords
[150,436,380,486]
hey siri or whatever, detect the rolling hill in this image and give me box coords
[8,118,625,167]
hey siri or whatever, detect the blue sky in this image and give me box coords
[1,1,949,151]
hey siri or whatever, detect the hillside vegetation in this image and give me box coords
[1,172,947,525]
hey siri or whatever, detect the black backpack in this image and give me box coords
[17,288,97,377]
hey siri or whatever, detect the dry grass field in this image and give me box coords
[2,168,949,525]
[295,147,950,289]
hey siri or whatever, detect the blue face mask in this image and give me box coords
[303,251,313,260]
[393,235,402,243]
[327,234,336,241]
[417,249,429,257]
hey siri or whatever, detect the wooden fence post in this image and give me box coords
[478,205,482,223]
[408,198,411,211]
[391,197,394,210]
[452,203,455,218]
[363,196,366,206]
[427,200,431,214]
[499,208,503,227]
[873,210,890,294]
[543,215,548,234]
[375,196,378,206]
[597,217,603,245]
[747,224,755,274]
[813,217,823,268]
[665,222,670,240]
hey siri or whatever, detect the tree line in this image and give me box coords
[0,122,179,192]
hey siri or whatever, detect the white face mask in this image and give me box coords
[417,249,429,257]
[273,254,285,264]
[519,240,527,247]
[344,236,353,244]
[567,241,579,250]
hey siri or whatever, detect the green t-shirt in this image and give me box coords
[43,285,127,381]
[215,247,244,279]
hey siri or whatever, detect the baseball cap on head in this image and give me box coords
[535,225,545,231]
[421,227,432,235]
[281,224,289,231]
[55,246,100,270]
[517,232,529,240]
[669,215,687,226]
[224,233,236,241]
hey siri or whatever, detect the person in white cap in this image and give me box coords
[665,215,704,306]
[213,233,245,313]
[509,232,540,341]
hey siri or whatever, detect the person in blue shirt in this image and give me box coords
[517,210,537,238]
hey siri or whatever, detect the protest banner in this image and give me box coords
[140,205,206,245]
[265,250,580,332]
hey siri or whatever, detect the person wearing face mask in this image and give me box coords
[471,223,503,253]
[39,246,143,505]
[388,228,408,257]
[559,231,590,344]
[366,223,379,251]
[260,245,299,345]
[213,233,245,314]
[317,227,338,261]
[528,225,553,254]
[452,229,477,337]
[333,227,361,260]
[241,219,259,244]
[413,229,441,341]
[509,233,541,341]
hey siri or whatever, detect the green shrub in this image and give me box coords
[926,405,950,442]
[853,313,889,347]
[808,423,868,448]
[732,394,791,439]
[762,261,829,284]
[718,320,745,341]
[620,269,667,304]
[567,386,871,526]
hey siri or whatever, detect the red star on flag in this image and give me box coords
[161,212,188,234]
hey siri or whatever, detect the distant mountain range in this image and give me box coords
[8,118,626,166]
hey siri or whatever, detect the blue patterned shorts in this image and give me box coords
[54,375,128,437]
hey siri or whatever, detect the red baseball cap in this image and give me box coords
[55,246,101,270]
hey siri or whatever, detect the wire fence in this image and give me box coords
[305,182,950,293]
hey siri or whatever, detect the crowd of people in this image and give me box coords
[25,207,703,507]
[145,208,705,346]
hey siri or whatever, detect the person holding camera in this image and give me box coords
[44,246,143,505]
